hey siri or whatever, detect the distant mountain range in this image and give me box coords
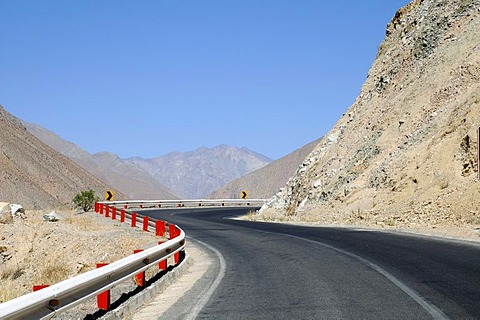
[2,104,323,208]
[26,123,273,199]
[126,145,272,198]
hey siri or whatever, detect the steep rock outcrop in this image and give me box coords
[261,0,480,230]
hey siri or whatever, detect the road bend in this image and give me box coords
[141,207,480,320]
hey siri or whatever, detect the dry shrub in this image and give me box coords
[35,261,71,285]
[0,279,24,303]
[64,213,98,231]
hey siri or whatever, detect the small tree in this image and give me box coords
[73,190,98,212]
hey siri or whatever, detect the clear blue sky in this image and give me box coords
[0,0,411,160]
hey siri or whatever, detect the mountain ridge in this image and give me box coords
[208,138,322,199]
[26,122,272,199]
[25,122,180,200]
[0,106,123,209]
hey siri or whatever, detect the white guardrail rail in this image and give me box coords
[0,199,265,319]
[104,198,267,209]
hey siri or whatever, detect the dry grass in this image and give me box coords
[34,260,71,285]
[63,212,103,231]
[0,279,25,303]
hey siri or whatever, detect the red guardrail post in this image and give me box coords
[105,206,110,218]
[143,217,149,231]
[120,210,126,223]
[131,213,137,227]
[156,220,166,237]
[33,285,50,292]
[133,250,145,287]
[112,207,117,220]
[169,224,178,240]
[158,241,167,270]
[169,224,181,263]
[100,203,104,214]
[96,263,110,310]
[94,202,98,213]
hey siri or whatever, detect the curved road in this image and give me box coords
[142,207,480,319]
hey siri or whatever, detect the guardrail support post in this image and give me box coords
[143,217,149,231]
[100,203,104,214]
[131,213,137,228]
[133,250,145,287]
[105,205,110,218]
[94,202,98,213]
[177,250,185,264]
[169,224,181,263]
[156,220,166,236]
[120,210,126,223]
[158,241,168,270]
[33,285,50,292]
[169,224,178,240]
[96,263,110,310]
[112,207,117,220]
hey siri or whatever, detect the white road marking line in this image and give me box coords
[184,237,227,320]
[250,228,450,320]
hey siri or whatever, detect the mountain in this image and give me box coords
[127,145,272,198]
[25,123,180,200]
[0,105,122,209]
[260,0,480,230]
[208,138,322,199]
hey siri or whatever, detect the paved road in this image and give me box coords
[142,207,480,319]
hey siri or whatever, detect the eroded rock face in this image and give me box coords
[261,0,480,228]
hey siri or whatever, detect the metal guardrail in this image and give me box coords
[0,199,263,319]
[102,198,267,209]
[0,207,185,320]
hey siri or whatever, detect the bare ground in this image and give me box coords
[0,209,163,303]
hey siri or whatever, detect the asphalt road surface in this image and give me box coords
[141,207,480,320]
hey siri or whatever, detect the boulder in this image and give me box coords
[0,202,13,224]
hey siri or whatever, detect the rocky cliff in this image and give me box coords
[260,0,480,233]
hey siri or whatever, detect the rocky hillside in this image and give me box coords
[127,145,272,198]
[209,138,322,199]
[26,123,180,200]
[260,0,480,234]
[0,106,121,209]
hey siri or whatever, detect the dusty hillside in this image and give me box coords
[259,0,480,237]
[26,123,180,200]
[208,138,322,199]
[0,106,123,209]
